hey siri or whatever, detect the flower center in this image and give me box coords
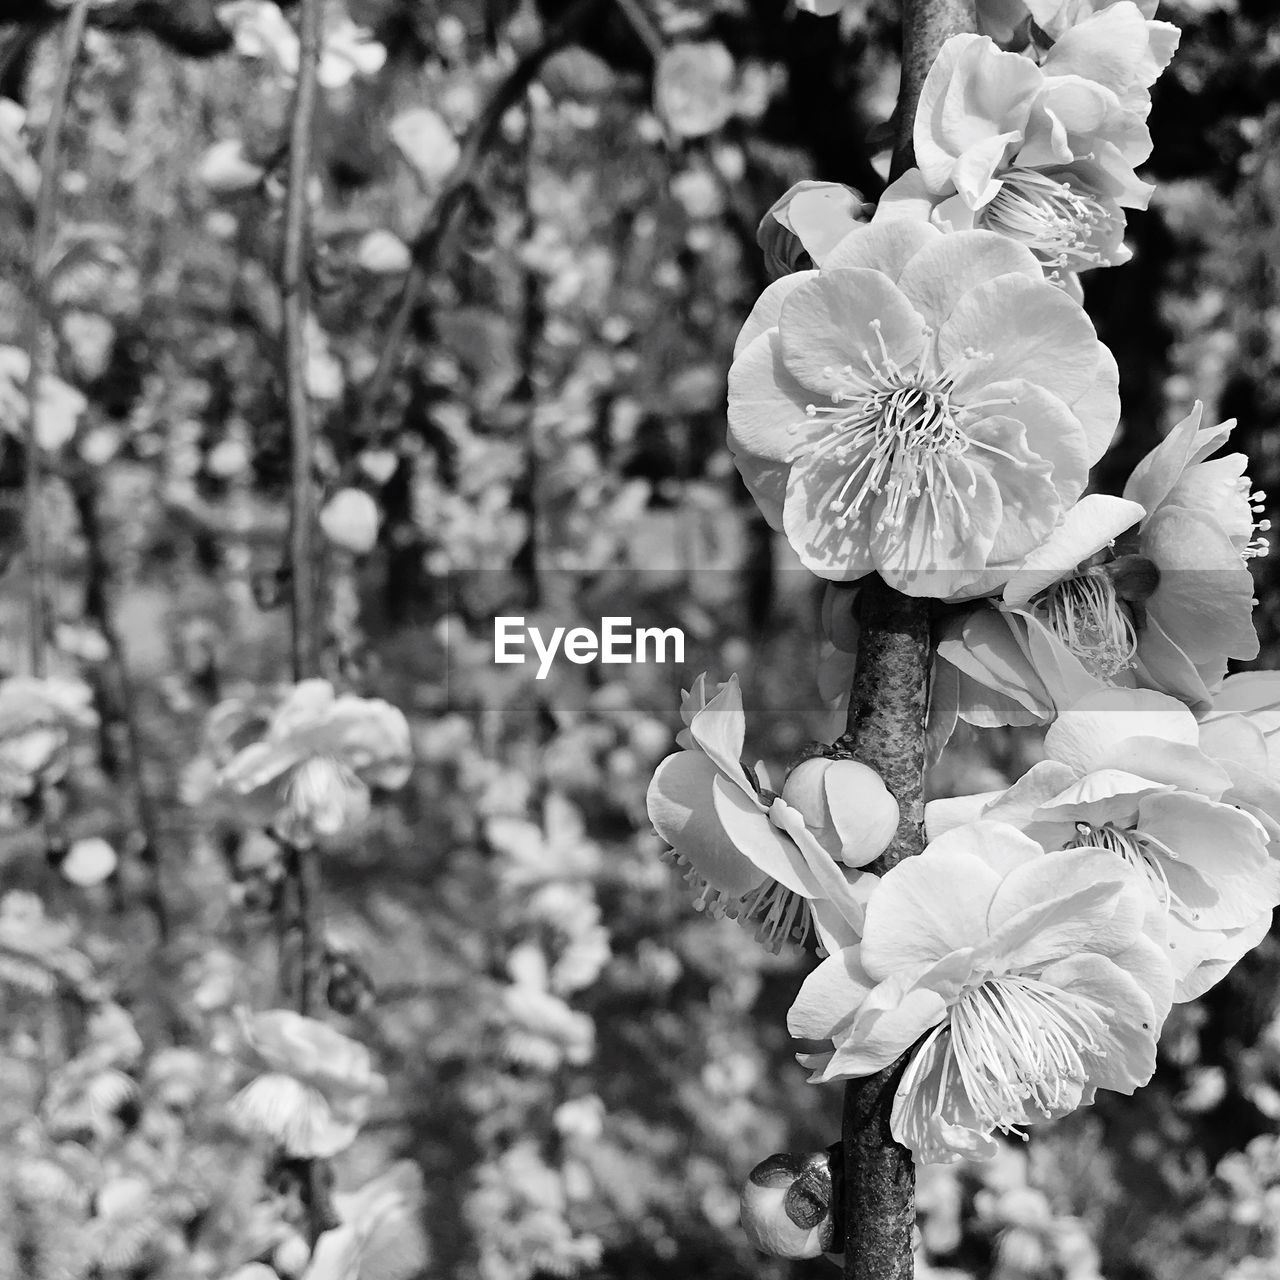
[979,169,1117,271]
[798,321,1014,541]
[659,846,813,954]
[1065,820,1198,922]
[946,973,1105,1133]
[1040,567,1138,680]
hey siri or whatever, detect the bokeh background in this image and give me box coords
[2,0,1280,1277]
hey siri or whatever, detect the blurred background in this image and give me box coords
[2,0,1280,1276]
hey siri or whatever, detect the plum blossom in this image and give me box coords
[880,8,1179,280]
[1197,673,1280,850]
[0,345,88,451]
[646,674,887,953]
[788,821,1173,1163]
[797,0,1038,46]
[0,674,97,800]
[930,404,1265,727]
[0,98,39,204]
[211,679,412,847]
[727,220,1119,596]
[216,2,386,89]
[927,689,1280,1000]
[230,1009,386,1158]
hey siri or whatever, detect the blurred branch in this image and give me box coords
[2,0,239,60]
[21,0,90,679]
[67,465,171,944]
[282,0,323,682]
[280,0,335,1247]
[352,0,604,442]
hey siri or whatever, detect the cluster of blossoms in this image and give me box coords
[649,0,1279,1261]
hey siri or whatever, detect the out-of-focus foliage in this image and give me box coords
[0,0,1278,1277]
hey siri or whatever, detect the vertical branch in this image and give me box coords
[279,0,333,1245]
[69,467,170,942]
[282,0,323,683]
[838,0,974,1273]
[836,579,930,1280]
[21,0,91,677]
[890,0,974,180]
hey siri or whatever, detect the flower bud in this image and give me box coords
[197,139,264,193]
[740,1150,835,1259]
[272,1231,311,1278]
[356,229,412,275]
[61,836,117,887]
[780,757,897,868]
[757,181,866,279]
[319,488,380,555]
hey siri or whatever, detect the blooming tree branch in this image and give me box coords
[67,466,171,943]
[352,0,604,443]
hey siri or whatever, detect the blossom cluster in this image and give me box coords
[650,0,1279,1230]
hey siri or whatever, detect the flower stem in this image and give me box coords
[21,0,91,678]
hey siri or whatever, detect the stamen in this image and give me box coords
[1039,567,1138,681]
[1065,821,1199,923]
[660,846,813,953]
[946,974,1105,1133]
[978,168,1121,271]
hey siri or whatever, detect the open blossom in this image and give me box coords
[928,403,1266,727]
[0,345,88,450]
[230,1009,386,1158]
[646,674,886,953]
[788,821,1173,1163]
[728,219,1118,596]
[211,679,412,846]
[0,674,97,799]
[217,1,385,88]
[881,8,1178,279]
[797,0,1041,45]
[1198,673,1280,850]
[928,689,1280,1000]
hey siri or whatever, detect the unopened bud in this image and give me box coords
[780,756,897,868]
[197,139,264,193]
[741,1150,835,1259]
[319,488,380,555]
[757,181,866,280]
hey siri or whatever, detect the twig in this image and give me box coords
[279,0,336,1245]
[835,0,975,1270]
[352,0,604,442]
[20,0,91,678]
[68,466,171,943]
[282,0,323,682]
[613,0,664,59]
